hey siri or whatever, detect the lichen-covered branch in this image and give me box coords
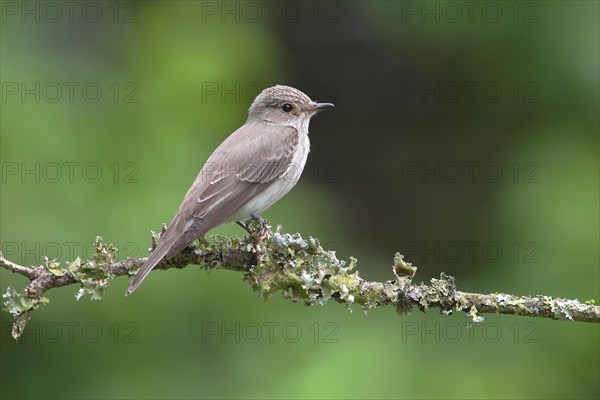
[1,223,598,340]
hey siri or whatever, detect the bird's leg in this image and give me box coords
[249,214,268,261]
[251,213,270,241]
[236,215,269,260]
[236,220,253,236]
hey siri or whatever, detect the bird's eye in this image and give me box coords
[281,103,293,113]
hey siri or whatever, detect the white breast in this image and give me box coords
[227,132,310,222]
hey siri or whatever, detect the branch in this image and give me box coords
[2,223,598,340]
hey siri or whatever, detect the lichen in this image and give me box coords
[244,227,360,310]
[3,220,598,342]
[2,287,49,316]
[467,306,484,323]
[416,273,473,318]
[393,252,417,278]
[70,237,118,301]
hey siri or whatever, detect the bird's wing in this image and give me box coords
[125,122,299,295]
[164,121,300,252]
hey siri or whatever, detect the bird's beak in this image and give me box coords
[308,102,335,112]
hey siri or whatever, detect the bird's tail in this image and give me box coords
[125,241,172,296]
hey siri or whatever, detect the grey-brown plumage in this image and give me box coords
[126,85,333,295]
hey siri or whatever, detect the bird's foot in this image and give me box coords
[237,214,270,259]
[237,214,271,242]
[251,213,271,242]
[236,220,253,236]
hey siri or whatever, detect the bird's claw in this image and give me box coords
[237,214,270,260]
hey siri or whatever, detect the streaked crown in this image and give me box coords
[249,85,312,111]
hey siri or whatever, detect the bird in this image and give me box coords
[125,85,334,295]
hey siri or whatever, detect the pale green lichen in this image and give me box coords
[44,256,65,276]
[416,273,472,319]
[467,306,484,323]
[245,227,359,310]
[4,222,598,342]
[70,237,117,301]
[2,287,49,316]
[3,236,121,339]
[420,273,453,311]
[549,297,575,321]
[393,252,417,278]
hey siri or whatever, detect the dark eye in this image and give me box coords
[281,103,293,113]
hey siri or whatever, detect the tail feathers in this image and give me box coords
[125,242,172,296]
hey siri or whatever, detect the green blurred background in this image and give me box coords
[1,1,598,399]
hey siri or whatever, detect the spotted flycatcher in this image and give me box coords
[126,85,334,295]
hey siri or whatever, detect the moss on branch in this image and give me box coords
[1,222,598,341]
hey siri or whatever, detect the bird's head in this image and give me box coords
[247,85,334,129]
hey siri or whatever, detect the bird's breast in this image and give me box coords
[227,132,310,221]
